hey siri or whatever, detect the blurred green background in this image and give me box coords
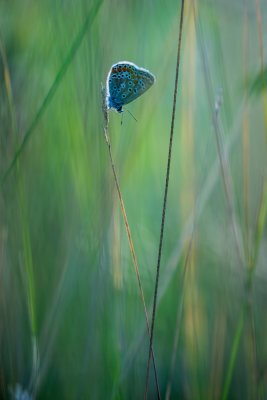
[1,0,267,399]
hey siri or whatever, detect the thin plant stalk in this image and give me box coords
[192,3,248,398]
[144,1,185,398]
[192,0,245,270]
[102,91,161,399]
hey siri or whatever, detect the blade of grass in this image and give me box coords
[144,1,185,398]
[0,35,17,142]
[221,307,246,400]
[102,90,161,399]
[192,11,248,396]
[1,0,103,185]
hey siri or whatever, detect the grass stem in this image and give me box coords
[144,1,185,398]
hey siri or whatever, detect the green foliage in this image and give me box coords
[1,1,267,399]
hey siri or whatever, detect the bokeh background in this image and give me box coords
[1,0,267,399]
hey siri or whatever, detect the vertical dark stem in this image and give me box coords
[144,1,185,398]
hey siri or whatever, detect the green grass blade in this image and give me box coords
[1,0,103,185]
[222,308,245,400]
[253,182,267,267]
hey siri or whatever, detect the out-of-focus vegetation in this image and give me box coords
[1,0,267,399]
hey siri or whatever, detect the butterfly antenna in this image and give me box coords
[125,108,138,122]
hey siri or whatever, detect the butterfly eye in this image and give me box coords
[128,81,132,86]
[122,93,126,99]
[128,88,132,92]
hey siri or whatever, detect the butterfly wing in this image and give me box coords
[119,64,155,106]
[106,62,129,112]
[106,62,155,112]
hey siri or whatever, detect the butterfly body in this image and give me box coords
[106,61,155,113]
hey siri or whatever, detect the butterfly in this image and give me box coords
[106,61,155,113]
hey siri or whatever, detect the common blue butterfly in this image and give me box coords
[106,61,155,113]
